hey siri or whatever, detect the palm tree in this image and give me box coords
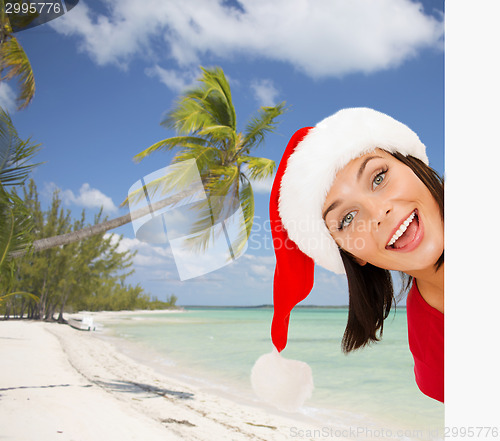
[12,66,286,259]
[0,106,39,303]
[0,3,38,306]
[0,0,37,109]
[132,66,286,256]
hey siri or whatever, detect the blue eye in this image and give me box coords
[372,169,387,189]
[339,211,357,230]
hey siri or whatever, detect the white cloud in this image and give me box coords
[251,79,279,107]
[134,253,168,266]
[104,232,173,267]
[218,253,275,284]
[250,263,272,279]
[241,253,275,267]
[106,234,141,253]
[315,270,346,290]
[48,182,119,213]
[249,175,274,194]
[241,163,275,194]
[0,83,17,113]
[51,0,443,78]
[50,1,160,69]
[145,65,198,92]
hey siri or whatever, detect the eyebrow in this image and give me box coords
[356,155,383,181]
[322,199,343,221]
[322,155,383,220]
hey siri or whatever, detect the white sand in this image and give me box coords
[0,320,329,441]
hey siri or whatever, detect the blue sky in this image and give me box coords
[4,0,445,306]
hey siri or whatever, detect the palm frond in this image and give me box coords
[238,155,275,180]
[133,135,212,163]
[185,172,253,260]
[123,159,207,208]
[193,91,234,131]
[0,189,33,269]
[241,102,287,152]
[235,173,254,255]
[176,198,219,255]
[198,66,236,129]
[0,34,35,109]
[162,96,217,134]
[171,145,221,172]
[0,291,39,303]
[0,108,40,186]
[202,166,239,196]
[196,125,235,145]
[161,67,236,134]
[181,167,239,253]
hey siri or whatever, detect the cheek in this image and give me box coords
[422,210,444,257]
[391,173,422,197]
[334,231,375,259]
[423,234,444,261]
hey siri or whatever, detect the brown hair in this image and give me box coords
[340,152,444,353]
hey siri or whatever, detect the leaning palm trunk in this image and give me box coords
[10,188,194,258]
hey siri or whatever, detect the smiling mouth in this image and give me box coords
[386,210,419,249]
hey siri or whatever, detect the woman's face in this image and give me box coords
[322,149,443,275]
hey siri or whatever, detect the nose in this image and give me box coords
[365,198,392,227]
[377,208,391,226]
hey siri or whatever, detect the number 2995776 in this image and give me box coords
[5,2,62,15]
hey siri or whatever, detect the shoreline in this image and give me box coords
[1,315,443,441]
[89,308,436,429]
[0,320,334,441]
[100,333,439,441]
[69,311,341,427]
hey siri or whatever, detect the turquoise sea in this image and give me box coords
[101,307,444,440]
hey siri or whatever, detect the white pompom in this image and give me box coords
[251,349,314,412]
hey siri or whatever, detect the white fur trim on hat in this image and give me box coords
[278,107,428,274]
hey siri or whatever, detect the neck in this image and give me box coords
[408,263,444,313]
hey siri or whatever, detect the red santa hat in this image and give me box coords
[251,108,428,412]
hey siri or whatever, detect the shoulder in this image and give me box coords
[408,280,443,319]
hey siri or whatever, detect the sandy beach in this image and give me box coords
[0,319,327,441]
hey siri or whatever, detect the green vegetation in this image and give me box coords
[0,0,36,109]
[0,108,40,305]
[1,180,178,321]
[0,17,177,318]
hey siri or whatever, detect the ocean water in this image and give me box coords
[101,307,444,440]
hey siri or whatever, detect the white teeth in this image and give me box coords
[387,212,415,247]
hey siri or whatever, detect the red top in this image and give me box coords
[406,281,444,403]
